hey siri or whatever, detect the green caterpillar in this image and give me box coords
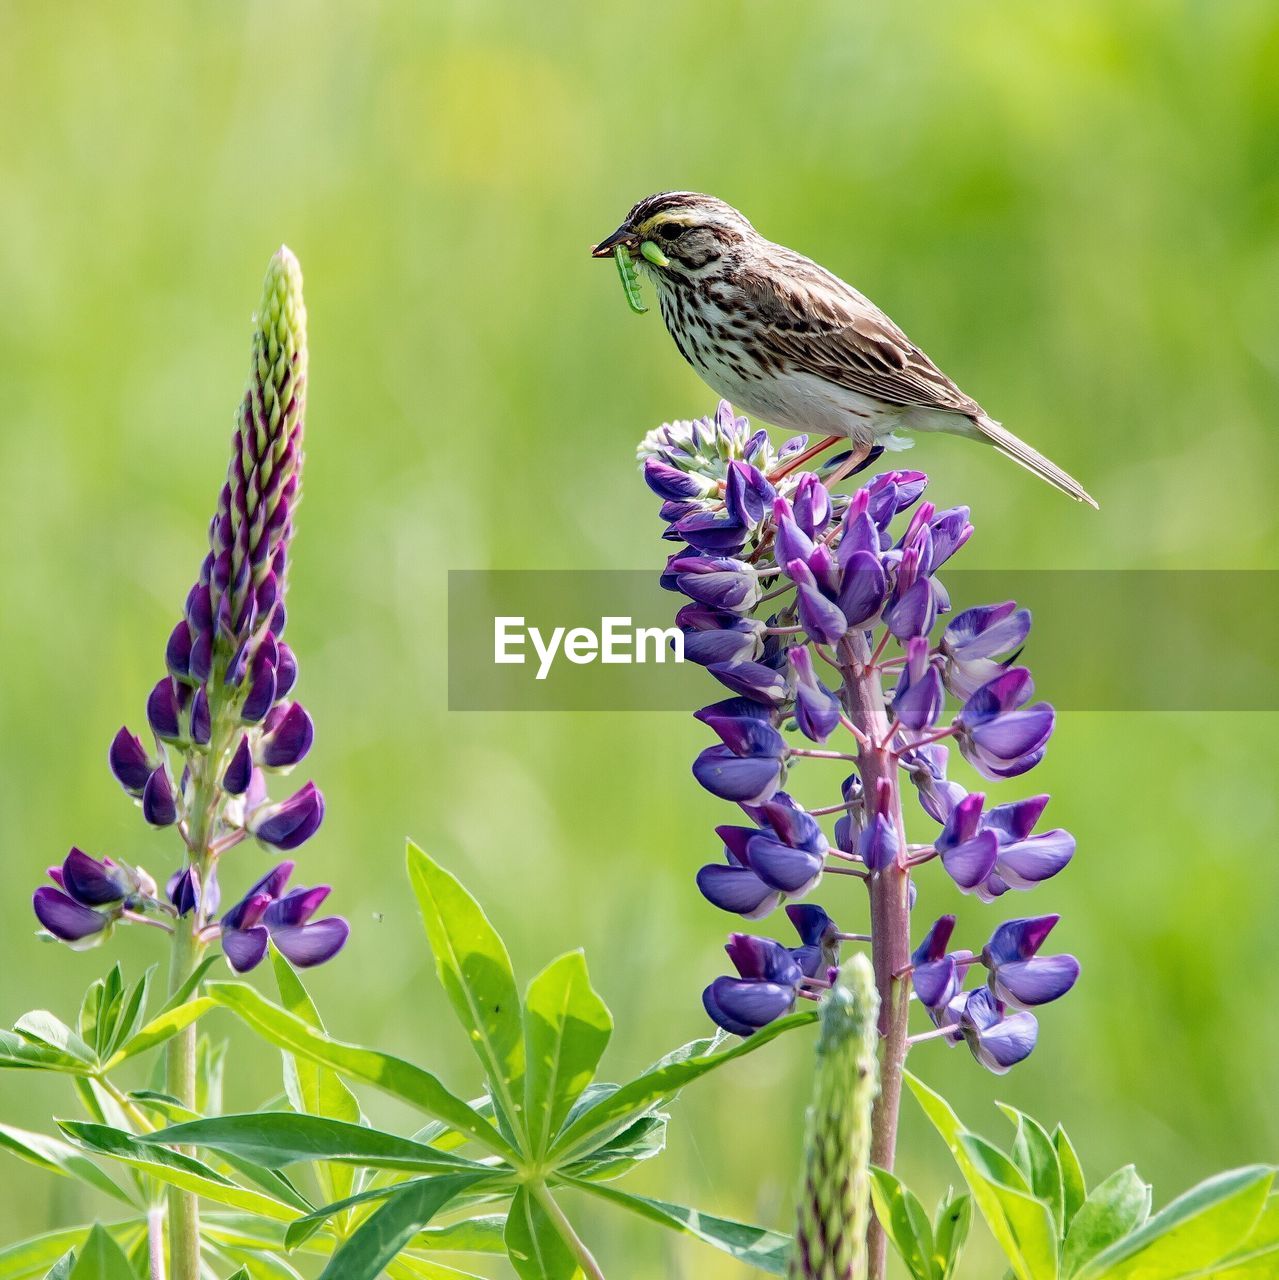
[614,242,647,314]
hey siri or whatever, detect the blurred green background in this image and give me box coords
[1,0,1276,1273]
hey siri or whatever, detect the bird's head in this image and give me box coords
[591,192,755,282]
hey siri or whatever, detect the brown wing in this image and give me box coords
[738,246,985,417]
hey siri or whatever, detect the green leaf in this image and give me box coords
[387,1259,488,1280]
[1074,1166,1273,1280]
[271,947,362,1208]
[0,1223,145,1280]
[906,1073,1056,1280]
[869,1166,935,1280]
[1054,1126,1088,1228]
[316,1172,491,1280]
[1062,1165,1152,1278]
[413,1215,507,1253]
[1210,1192,1279,1277]
[565,1177,793,1275]
[406,843,525,1144]
[523,951,612,1159]
[142,1113,491,1175]
[101,998,215,1071]
[58,1121,297,1222]
[224,1271,251,1280]
[283,1171,510,1250]
[934,1189,973,1279]
[999,1104,1066,1237]
[194,1034,227,1118]
[14,1012,95,1065]
[0,1122,134,1206]
[959,1133,1059,1280]
[66,1226,135,1280]
[206,980,517,1161]
[153,954,222,1020]
[504,1187,580,1280]
[551,1008,816,1165]
[86,968,125,1056]
[0,1028,89,1074]
[106,968,156,1061]
[562,1112,667,1182]
[42,1252,75,1280]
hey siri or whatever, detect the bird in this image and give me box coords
[592,191,1097,507]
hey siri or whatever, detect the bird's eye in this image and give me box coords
[657,222,686,241]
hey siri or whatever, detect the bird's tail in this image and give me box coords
[969,415,1098,508]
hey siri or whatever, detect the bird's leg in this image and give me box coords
[822,441,873,490]
[767,433,842,483]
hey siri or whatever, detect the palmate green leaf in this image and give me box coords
[315,1172,493,1280]
[0,1122,134,1206]
[1054,1126,1088,1228]
[523,951,612,1159]
[1061,1165,1152,1278]
[144,1113,491,1176]
[565,1177,793,1274]
[550,1008,817,1165]
[869,1166,936,1280]
[406,843,525,1145]
[999,1104,1066,1237]
[58,1122,297,1222]
[206,980,517,1161]
[100,998,216,1071]
[504,1187,579,1280]
[1073,1166,1273,1280]
[907,1073,1056,1280]
[66,1226,135,1280]
[272,947,363,1209]
[0,1222,145,1280]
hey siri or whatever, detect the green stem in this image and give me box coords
[165,912,202,1280]
[532,1183,606,1280]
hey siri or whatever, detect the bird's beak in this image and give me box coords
[591,224,635,259]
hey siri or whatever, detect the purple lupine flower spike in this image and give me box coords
[638,403,1076,1082]
[37,250,348,972]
